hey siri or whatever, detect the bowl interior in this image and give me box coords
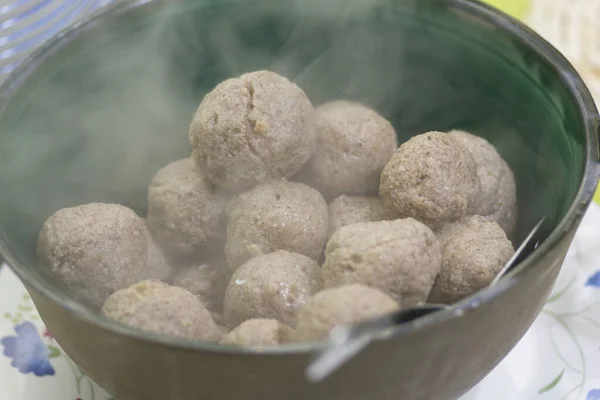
[0,0,589,308]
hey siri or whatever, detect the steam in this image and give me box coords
[0,0,429,256]
[0,0,552,267]
[2,0,415,210]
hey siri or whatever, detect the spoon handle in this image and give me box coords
[306,304,447,382]
[490,216,546,286]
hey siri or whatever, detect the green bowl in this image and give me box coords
[0,0,598,399]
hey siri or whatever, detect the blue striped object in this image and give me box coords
[0,0,113,79]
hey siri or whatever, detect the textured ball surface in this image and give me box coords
[189,70,316,192]
[37,203,148,308]
[147,158,228,260]
[172,259,231,312]
[225,180,328,269]
[102,280,221,341]
[323,218,441,307]
[223,251,323,327]
[428,215,515,304]
[293,284,398,342]
[299,101,397,199]
[328,195,392,237]
[380,131,480,228]
[449,130,517,234]
[220,318,292,346]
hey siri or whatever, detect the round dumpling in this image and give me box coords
[428,215,515,304]
[298,100,397,199]
[379,131,480,229]
[225,180,328,270]
[292,284,398,342]
[102,280,221,341]
[147,158,228,260]
[449,130,517,235]
[323,218,441,307]
[189,70,316,192]
[37,203,148,308]
[223,251,323,327]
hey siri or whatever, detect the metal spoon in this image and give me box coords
[306,216,546,382]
